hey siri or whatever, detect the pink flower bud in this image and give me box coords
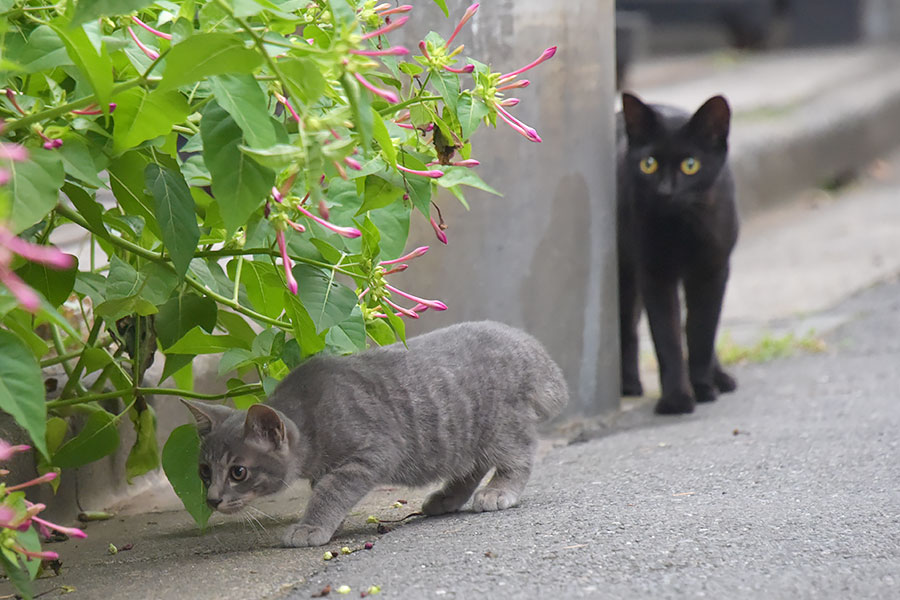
[6,471,57,492]
[385,284,447,311]
[380,246,428,265]
[0,143,28,162]
[375,4,412,16]
[127,27,160,60]
[0,439,31,461]
[447,3,479,47]
[350,46,410,57]
[444,64,475,74]
[354,73,399,104]
[397,165,443,178]
[296,205,362,238]
[429,216,448,245]
[501,46,557,80]
[131,16,172,40]
[361,15,409,41]
[32,516,87,539]
[497,79,530,92]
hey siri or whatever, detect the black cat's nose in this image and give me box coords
[207,497,222,509]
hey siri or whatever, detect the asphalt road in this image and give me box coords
[281,277,900,600]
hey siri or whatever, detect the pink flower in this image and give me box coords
[131,15,172,40]
[0,143,28,162]
[0,225,74,314]
[350,46,410,57]
[32,515,87,539]
[447,3,479,47]
[0,440,30,461]
[6,472,57,492]
[380,246,428,265]
[344,156,362,171]
[5,89,25,115]
[444,64,474,74]
[276,230,298,295]
[361,15,409,41]
[71,103,117,115]
[374,4,412,17]
[275,92,302,123]
[428,159,479,168]
[127,26,160,60]
[500,46,557,80]
[385,284,447,311]
[495,104,541,143]
[296,205,361,238]
[429,216,448,245]
[12,545,58,561]
[498,98,520,107]
[397,165,443,178]
[497,79,530,92]
[354,73,399,103]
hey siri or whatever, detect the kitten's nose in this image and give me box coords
[207,497,222,509]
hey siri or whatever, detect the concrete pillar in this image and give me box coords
[398,0,620,417]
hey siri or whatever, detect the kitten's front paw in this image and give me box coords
[283,523,332,548]
[654,392,695,415]
[714,368,737,393]
[422,491,467,516]
[471,489,518,512]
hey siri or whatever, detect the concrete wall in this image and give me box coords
[398,0,620,417]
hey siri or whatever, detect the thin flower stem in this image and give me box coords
[5,78,147,134]
[40,351,81,368]
[194,248,360,277]
[378,95,442,116]
[57,319,105,401]
[47,384,264,410]
[232,256,244,303]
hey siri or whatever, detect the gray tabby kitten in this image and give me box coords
[183,320,568,547]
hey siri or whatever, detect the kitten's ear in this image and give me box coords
[687,95,731,149]
[181,399,232,436]
[244,404,286,450]
[621,92,659,145]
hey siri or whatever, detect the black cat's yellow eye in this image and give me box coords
[199,464,211,481]
[229,465,248,482]
[680,157,701,175]
[639,156,658,175]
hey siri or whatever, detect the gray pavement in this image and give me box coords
[275,277,900,600]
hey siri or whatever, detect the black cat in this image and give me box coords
[617,93,739,415]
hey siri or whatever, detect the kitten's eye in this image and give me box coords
[229,465,248,482]
[198,464,211,481]
[639,156,658,175]
[680,157,701,175]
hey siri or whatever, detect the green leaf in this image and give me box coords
[113,88,191,154]
[74,272,107,304]
[158,33,264,92]
[208,74,280,149]
[284,291,326,357]
[52,409,120,469]
[431,0,449,17]
[366,318,396,346]
[106,256,143,299]
[58,137,105,187]
[160,353,194,383]
[70,0,158,27]
[166,326,250,354]
[457,94,489,140]
[436,165,501,195]
[293,264,358,334]
[145,164,200,278]
[432,69,460,116]
[51,24,113,108]
[14,253,77,307]
[108,152,161,238]
[45,417,68,454]
[126,405,160,482]
[218,348,254,376]
[0,330,47,458]
[371,109,397,167]
[237,143,304,170]
[0,552,32,600]
[228,259,285,319]
[201,103,274,236]
[358,175,404,214]
[138,262,179,305]
[162,424,213,530]
[19,25,71,73]
[280,57,327,104]
[156,294,218,349]
[18,526,42,578]
[64,183,105,234]
[325,307,366,354]
[4,148,64,234]
[340,72,372,149]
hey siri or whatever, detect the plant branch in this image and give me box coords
[47,384,265,409]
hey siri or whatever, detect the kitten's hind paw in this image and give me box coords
[714,368,737,393]
[693,382,718,404]
[654,392,695,415]
[283,523,332,547]
[471,489,518,512]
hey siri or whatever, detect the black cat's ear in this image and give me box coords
[181,399,232,437]
[244,404,286,450]
[687,95,731,149]
[621,92,659,145]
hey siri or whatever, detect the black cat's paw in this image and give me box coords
[714,368,737,393]
[693,382,718,403]
[654,392,695,415]
[621,378,643,397]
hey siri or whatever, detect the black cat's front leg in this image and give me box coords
[618,249,644,397]
[283,461,377,547]
[642,274,694,414]
[684,266,733,403]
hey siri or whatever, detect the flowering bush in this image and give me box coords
[0,0,555,544]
